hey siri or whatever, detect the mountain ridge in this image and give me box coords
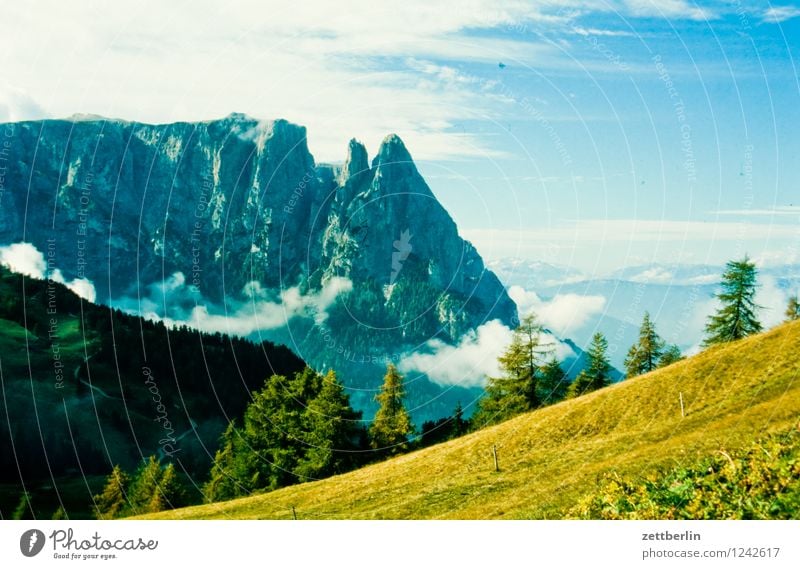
[0,114,518,419]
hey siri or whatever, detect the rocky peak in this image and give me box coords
[372,133,413,168]
[340,138,370,184]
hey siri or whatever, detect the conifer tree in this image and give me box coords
[624,312,664,378]
[659,344,683,367]
[451,402,467,437]
[147,462,185,513]
[12,491,33,520]
[704,256,762,345]
[786,295,799,322]
[128,456,162,514]
[297,370,363,478]
[93,465,129,520]
[568,333,612,397]
[369,364,413,454]
[539,358,569,404]
[474,314,553,425]
[203,422,246,502]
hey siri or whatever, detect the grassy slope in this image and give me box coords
[142,320,800,520]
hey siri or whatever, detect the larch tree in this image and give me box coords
[93,465,129,519]
[704,256,762,346]
[474,314,553,425]
[369,364,413,454]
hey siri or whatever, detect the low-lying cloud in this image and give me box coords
[114,272,353,337]
[508,285,606,336]
[0,242,97,302]
[399,319,576,388]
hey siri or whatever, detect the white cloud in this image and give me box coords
[0,0,729,161]
[398,318,575,388]
[629,267,674,284]
[508,285,607,335]
[756,276,792,330]
[712,206,800,216]
[762,6,800,23]
[0,242,97,301]
[0,242,47,278]
[0,87,48,122]
[117,272,352,336]
[623,0,714,20]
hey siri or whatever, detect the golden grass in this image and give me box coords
[140,320,800,520]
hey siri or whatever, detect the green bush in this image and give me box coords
[571,426,800,519]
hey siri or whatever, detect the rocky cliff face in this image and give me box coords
[0,114,518,418]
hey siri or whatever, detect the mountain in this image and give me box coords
[0,115,517,420]
[140,319,800,519]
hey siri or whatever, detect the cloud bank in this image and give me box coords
[508,285,607,336]
[0,242,97,302]
[399,318,576,388]
[114,272,353,337]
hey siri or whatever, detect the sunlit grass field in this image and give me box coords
[141,320,800,520]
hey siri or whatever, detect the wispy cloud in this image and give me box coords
[762,5,800,23]
[622,0,715,21]
[712,206,800,216]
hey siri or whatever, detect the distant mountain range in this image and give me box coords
[489,258,800,367]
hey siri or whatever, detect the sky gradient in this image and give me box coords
[2,0,798,273]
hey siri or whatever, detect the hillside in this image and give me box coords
[0,266,306,518]
[142,319,800,519]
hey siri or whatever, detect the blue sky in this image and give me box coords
[2,0,798,272]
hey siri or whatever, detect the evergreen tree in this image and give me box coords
[568,333,612,397]
[297,370,363,479]
[127,456,162,514]
[624,312,664,378]
[452,402,467,437]
[539,358,569,404]
[203,422,247,503]
[93,465,129,520]
[369,364,413,454]
[12,491,33,520]
[786,295,799,322]
[704,256,762,345]
[147,462,185,513]
[659,344,683,367]
[51,506,68,520]
[474,314,553,425]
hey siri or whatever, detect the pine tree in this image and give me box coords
[369,364,413,454]
[93,465,129,519]
[568,333,612,397]
[297,370,363,479]
[127,456,162,514]
[786,295,799,322]
[624,312,665,378]
[539,358,568,404]
[474,314,553,425]
[659,344,683,367]
[704,256,762,345]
